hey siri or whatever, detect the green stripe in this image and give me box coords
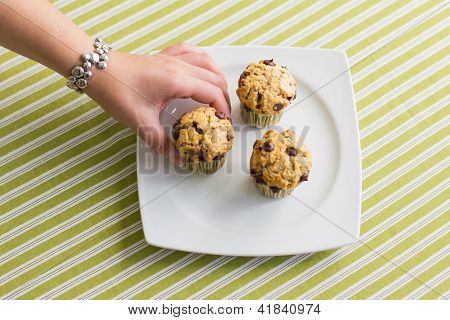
[230,0,318,45]
[356,249,449,299]
[263,0,351,45]
[0,184,139,296]
[350,5,448,73]
[354,28,448,93]
[281,194,449,299]
[419,277,450,300]
[0,174,137,277]
[323,0,411,48]
[240,173,446,299]
[357,48,448,113]
[0,134,134,232]
[293,1,380,47]
[0,0,447,300]
[314,224,448,299]
[93,251,191,299]
[360,86,448,149]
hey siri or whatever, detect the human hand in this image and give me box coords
[85,43,231,166]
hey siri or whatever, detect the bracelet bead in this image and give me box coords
[66,38,111,93]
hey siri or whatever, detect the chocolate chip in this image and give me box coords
[195,128,203,134]
[263,59,275,66]
[257,92,262,103]
[286,147,297,157]
[282,65,287,69]
[256,104,261,109]
[198,153,205,162]
[213,154,224,160]
[287,96,293,101]
[215,111,225,119]
[262,141,274,152]
[250,168,257,176]
[172,128,180,140]
[239,71,249,82]
[227,133,232,141]
[299,174,309,182]
[253,140,259,149]
[270,186,281,193]
[255,175,265,184]
[273,103,284,111]
[293,92,297,100]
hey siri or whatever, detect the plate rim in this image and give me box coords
[137,46,361,256]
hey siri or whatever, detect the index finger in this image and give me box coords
[173,76,231,117]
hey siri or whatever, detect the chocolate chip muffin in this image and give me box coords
[236,59,297,128]
[250,129,311,198]
[173,107,234,174]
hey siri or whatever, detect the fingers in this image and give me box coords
[138,112,184,167]
[175,52,227,86]
[171,76,231,117]
[180,62,230,108]
[160,42,205,56]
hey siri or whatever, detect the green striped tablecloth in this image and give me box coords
[0,0,448,300]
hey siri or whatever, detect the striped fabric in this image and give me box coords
[0,0,448,300]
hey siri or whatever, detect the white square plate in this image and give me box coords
[137,46,361,256]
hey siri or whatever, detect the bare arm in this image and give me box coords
[0,0,231,164]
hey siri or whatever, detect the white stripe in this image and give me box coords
[109,0,208,50]
[351,19,448,83]
[406,268,449,299]
[0,118,121,188]
[355,39,448,102]
[151,256,236,300]
[75,249,174,300]
[369,247,449,299]
[0,0,442,300]
[278,0,364,46]
[0,156,135,230]
[225,254,311,300]
[310,0,413,48]
[361,99,446,165]
[135,0,243,54]
[114,253,205,299]
[348,2,447,66]
[0,95,91,148]
[209,0,301,46]
[188,257,272,300]
[0,0,146,90]
[362,138,447,202]
[0,0,110,72]
[2,221,142,299]
[0,185,138,264]
[245,0,331,45]
[358,60,447,120]
[300,217,447,299]
[0,200,139,281]
[40,245,170,299]
[0,106,105,169]
[360,78,448,138]
[362,118,447,178]
[228,179,446,299]
[263,203,447,299]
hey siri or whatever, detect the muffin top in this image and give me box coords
[173,107,234,163]
[250,129,311,190]
[236,59,297,115]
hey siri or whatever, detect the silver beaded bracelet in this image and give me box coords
[66,38,112,93]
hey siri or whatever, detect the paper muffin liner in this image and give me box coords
[240,104,282,128]
[187,157,226,174]
[254,182,294,198]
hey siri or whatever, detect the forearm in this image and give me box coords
[0,0,93,77]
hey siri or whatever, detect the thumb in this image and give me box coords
[138,114,184,167]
